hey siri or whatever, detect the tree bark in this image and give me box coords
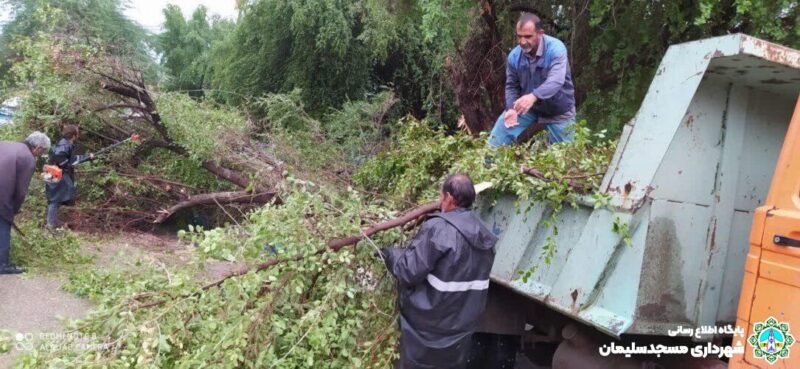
[327,201,440,251]
[450,0,506,134]
[200,161,252,189]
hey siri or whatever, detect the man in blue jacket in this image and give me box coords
[381,174,498,369]
[488,12,577,147]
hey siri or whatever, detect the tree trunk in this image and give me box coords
[449,0,506,134]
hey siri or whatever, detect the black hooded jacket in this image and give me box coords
[45,138,91,205]
[383,207,498,369]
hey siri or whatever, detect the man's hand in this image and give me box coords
[512,93,537,115]
[504,109,519,128]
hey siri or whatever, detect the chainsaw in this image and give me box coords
[42,133,140,184]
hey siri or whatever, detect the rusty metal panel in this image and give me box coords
[483,196,594,300]
[693,83,749,333]
[632,200,713,334]
[603,35,742,208]
[604,35,800,209]
[546,209,632,310]
[514,204,594,286]
[647,79,727,206]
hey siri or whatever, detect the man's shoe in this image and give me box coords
[0,264,25,274]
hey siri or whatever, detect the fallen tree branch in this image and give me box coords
[116,172,199,190]
[154,191,278,224]
[204,201,440,289]
[520,165,597,192]
[93,103,150,114]
[201,161,252,189]
[134,201,441,309]
[97,77,269,192]
[327,201,440,251]
[563,172,604,180]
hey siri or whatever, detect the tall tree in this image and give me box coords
[209,0,449,118]
[156,5,234,96]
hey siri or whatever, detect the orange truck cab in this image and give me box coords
[731,97,800,369]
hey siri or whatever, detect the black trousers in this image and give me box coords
[466,332,519,369]
[0,217,10,266]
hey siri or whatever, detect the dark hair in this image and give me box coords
[441,173,476,208]
[517,12,542,31]
[62,124,80,140]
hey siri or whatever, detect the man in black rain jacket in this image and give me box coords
[46,124,93,229]
[381,174,498,369]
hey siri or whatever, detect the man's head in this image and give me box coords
[440,173,476,212]
[62,124,80,143]
[24,131,51,156]
[516,12,544,54]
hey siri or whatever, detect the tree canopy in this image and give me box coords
[0,0,154,79]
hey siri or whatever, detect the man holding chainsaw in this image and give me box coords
[0,131,51,274]
[45,125,94,229]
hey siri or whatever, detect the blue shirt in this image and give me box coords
[505,35,576,122]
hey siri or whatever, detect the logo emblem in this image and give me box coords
[748,317,795,364]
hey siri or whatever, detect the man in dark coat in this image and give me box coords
[46,125,93,229]
[381,174,498,369]
[0,131,51,274]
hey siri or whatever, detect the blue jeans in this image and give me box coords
[47,202,60,228]
[487,111,576,147]
[0,218,10,266]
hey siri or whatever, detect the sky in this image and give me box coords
[0,1,238,33]
[124,0,239,33]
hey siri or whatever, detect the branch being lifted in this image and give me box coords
[134,201,441,309]
[206,201,440,288]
